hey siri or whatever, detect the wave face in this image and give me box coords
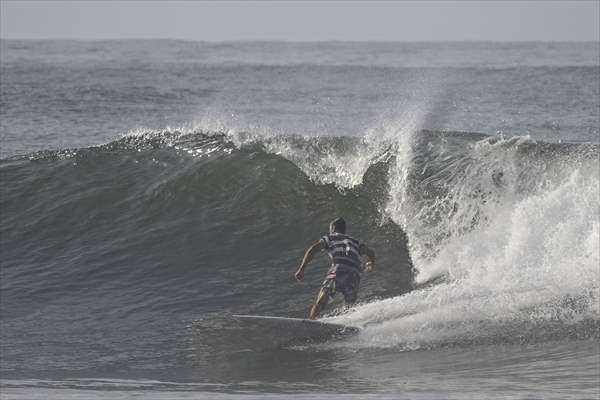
[1,128,599,384]
[0,129,413,372]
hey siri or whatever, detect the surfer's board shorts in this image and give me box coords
[321,264,361,304]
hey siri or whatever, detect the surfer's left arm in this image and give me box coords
[294,240,325,281]
[360,244,376,272]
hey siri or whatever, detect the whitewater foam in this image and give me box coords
[326,133,600,349]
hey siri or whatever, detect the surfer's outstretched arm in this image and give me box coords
[294,241,325,281]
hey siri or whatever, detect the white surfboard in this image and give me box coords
[232,314,359,343]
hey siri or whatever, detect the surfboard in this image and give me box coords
[232,314,359,343]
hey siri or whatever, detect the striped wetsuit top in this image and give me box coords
[320,233,363,273]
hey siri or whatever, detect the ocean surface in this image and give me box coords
[1,40,599,399]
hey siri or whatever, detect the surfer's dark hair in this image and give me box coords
[329,217,346,234]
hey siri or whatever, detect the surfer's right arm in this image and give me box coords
[294,240,325,281]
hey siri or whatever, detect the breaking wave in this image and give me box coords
[1,126,598,353]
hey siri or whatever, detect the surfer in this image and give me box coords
[294,217,376,319]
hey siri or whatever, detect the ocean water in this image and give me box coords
[1,40,599,399]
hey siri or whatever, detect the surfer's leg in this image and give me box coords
[309,288,332,320]
[339,271,360,307]
[310,273,336,319]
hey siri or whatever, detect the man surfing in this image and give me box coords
[294,217,376,319]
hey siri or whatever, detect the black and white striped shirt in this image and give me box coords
[320,232,364,272]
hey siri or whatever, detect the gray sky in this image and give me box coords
[1,0,599,42]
